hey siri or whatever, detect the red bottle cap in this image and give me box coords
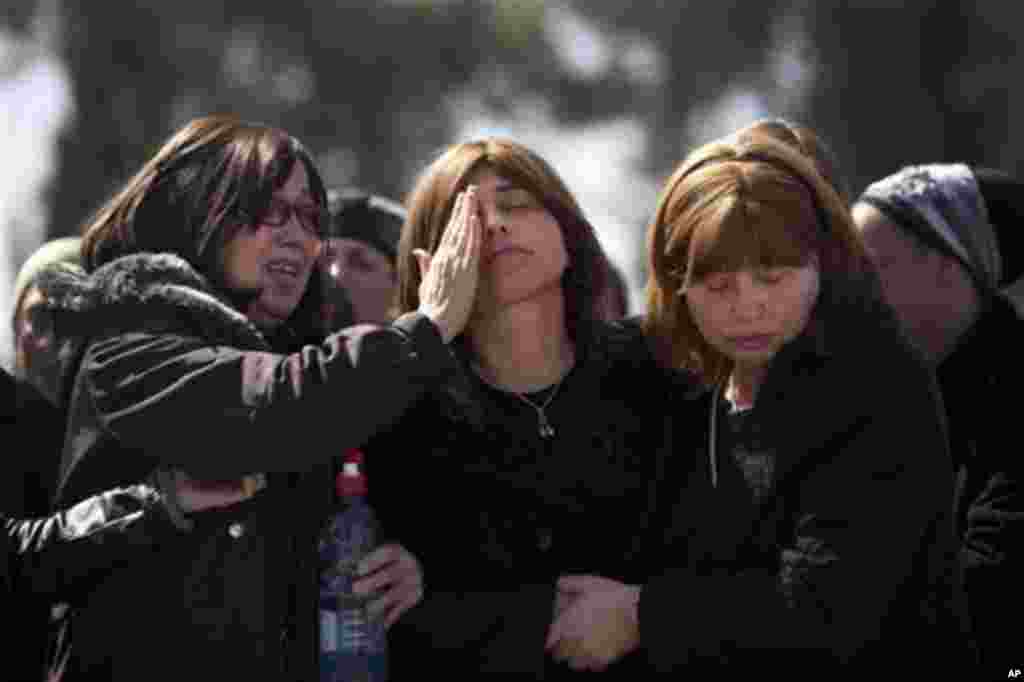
[336,448,367,497]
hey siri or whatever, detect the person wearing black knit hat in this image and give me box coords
[853,164,1023,676]
[322,187,405,327]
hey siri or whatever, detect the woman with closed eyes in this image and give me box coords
[363,137,677,679]
[545,132,975,675]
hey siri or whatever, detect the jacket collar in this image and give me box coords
[40,252,268,351]
[37,253,270,410]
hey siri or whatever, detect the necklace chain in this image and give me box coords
[514,376,566,439]
[471,359,572,440]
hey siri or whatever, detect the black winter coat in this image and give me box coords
[639,321,975,675]
[3,369,187,681]
[46,253,454,681]
[941,292,1024,676]
[367,319,678,679]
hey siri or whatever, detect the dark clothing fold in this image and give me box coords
[941,292,1024,675]
[639,323,973,674]
[367,319,677,679]
[4,484,180,599]
[3,369,186,681]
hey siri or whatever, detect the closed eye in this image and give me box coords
[495,189,541,213]
[755,267,791,284]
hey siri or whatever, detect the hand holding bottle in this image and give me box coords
[353,543,424,629]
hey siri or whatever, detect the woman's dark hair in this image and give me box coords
[397,138,608,341]
[79,114,330,346]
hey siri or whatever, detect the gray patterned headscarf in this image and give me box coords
[858,163,1002,296]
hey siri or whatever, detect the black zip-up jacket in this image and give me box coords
[639,320,976,675]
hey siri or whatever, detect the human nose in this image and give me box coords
[480,202,507,237]
[274,210,317,249]
[729,273,769,320]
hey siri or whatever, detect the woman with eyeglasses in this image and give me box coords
[41,115,480,681]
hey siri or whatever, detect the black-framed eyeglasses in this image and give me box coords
[240,198,328,240]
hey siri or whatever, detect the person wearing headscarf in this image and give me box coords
[11,236,84,406]
[321,187,406,327]
[853,164,1024,675]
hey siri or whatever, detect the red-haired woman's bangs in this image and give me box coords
[682,176,821,289]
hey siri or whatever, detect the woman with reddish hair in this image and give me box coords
[548,133,974,674]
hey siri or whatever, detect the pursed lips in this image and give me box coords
[485,244,531,265]
[726,333,775,348]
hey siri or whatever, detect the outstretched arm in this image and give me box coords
[5,474,251,601]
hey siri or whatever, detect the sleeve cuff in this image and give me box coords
[391,312,457,382]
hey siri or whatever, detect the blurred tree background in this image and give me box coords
[1,0,1022,335]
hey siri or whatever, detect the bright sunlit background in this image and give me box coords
[3,0,1021,366]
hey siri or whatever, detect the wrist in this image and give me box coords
[420,309,451,343]
[149,469,194,532]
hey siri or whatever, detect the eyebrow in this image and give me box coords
[494,178,523,193]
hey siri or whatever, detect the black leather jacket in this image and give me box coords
[3,368,190,680]
[44,253,453,681]
[3,484,181,598]
[2,482,185,681]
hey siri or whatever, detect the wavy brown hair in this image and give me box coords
[79,114,330,345]
[396,138,608,340]
[644,135,879,385]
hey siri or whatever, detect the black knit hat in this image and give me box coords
[326,187,405,264]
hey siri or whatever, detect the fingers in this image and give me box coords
[173,471,254,512]
[546,606,565,650]
[443,185,477,257]
[412,249,431,281]
[455,187,477,260]
[368,578,424,629]
[553,588,573,619]
[462,196,482,271]
[548,584,641,671]
[356,543,400,577]
[557,574,614,595]
[434,188,469,265]
[352,543,423,629]
[442,190,467,249]
[415,185,481,342]
[550,635,605,672]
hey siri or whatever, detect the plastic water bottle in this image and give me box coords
[319,448,387,682]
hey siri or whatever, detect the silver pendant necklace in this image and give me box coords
[514,375,566,439]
